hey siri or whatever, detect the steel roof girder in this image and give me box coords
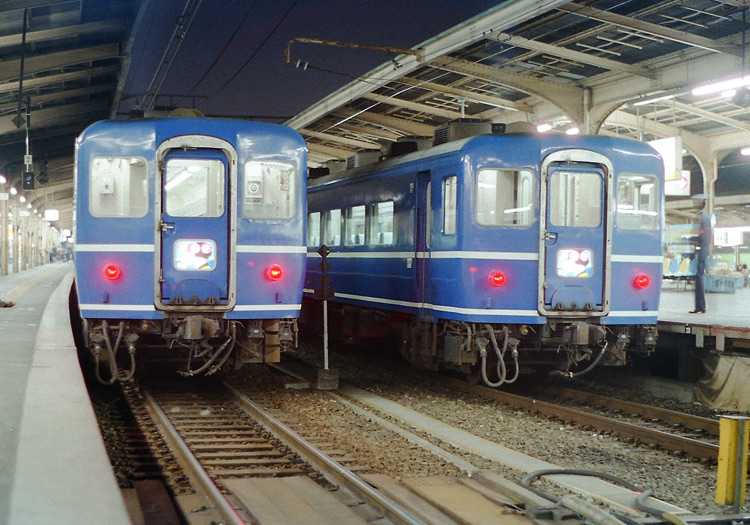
[0,43,121,83]
[285,0,571,130]
[0,98,109,135]
[335,108,435,137]
[430,56,585,126]
[360,93,466,120]
[557,4,740,56]
[0,19,130,47]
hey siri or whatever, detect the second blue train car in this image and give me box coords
[74,117,307,383]
[304,125,663,386]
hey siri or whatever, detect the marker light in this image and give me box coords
[633,274,650,289]
[266,264,283,281]
[104,264,122,280]
[490,271,506,287]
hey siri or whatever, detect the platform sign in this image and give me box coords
[0,192,7,200]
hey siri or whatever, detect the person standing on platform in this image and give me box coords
[690,194,712,313]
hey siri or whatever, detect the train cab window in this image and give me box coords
[307,212,321,247]
[370,201,394,246]
[165,158,225,217]
[324,209,342,246]
[89,157,148,218]
[549,171,601,228]
[243,161,296,220]
[616,174,659,231]
[344,205,366,246]
[476,169,534,227]
[442,176,457,235]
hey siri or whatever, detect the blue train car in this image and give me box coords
[74,117,307,382]
[304,126,663,386]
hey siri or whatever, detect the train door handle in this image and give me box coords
[160,221,175,232]
[544,231,558,242]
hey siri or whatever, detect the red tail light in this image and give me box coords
[266,264,283,281]
[633,274,650,289]
[490,271,506,287]
[104,264,122,280]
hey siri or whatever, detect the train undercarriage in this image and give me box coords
[315,302,656,388]
[78,314,298,385]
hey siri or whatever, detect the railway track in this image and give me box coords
[137,379,545,524]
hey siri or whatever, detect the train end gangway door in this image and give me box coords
[154,136,237,311]
[538,150,613,318]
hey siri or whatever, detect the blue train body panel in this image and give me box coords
[75,118,306,321]
[304,131,663,379]
[74,117,307,381]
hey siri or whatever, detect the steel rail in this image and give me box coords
[546,385,719,436]
[141,390,245,525]
[438,375,720,461]
[224,382,428,525]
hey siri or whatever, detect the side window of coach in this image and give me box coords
[370,201,394,246]
[307,212,320,247]
[442,176,457,235]
[243,161,296,219]
[89,157,149,218]
[324,209,342,246]
[345,205,366,246]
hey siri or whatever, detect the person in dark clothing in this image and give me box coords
[689,194,712,313]
[0,299,14,307]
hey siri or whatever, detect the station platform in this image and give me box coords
[0,263,130,525]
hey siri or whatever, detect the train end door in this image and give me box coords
[155,136,237,311]
[538,150,613,317]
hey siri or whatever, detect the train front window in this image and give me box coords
[476,169,534,227]
[549,171,601,227]
[165,159,225,217]
[616,173,659,231]
[243,161,296,220]
[89,157,148,218]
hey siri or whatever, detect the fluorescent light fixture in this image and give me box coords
[721,89,737,98]
[692,76,750,97]
[632,94,677,106]
[10,187,17,195]
[536,123,552,133]
[165,169,192,191]
[742,147,750,156]
[566,127,580,135]
[19,195,26,203]
[504,206,531,214]
[0,175,6,184]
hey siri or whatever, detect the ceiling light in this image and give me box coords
[692,76,750,97]
[741,147,750,156]
[721,89,737,98]
[566,127,580,135]
[10,187,17,195]
[536,123,552,133]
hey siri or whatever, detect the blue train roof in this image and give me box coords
[78,117,307,154]
[309,133,661,189]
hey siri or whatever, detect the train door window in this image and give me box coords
[344,205,366,246]
[243,161,296,220]
[89,157,148,218]
[442,176,457,235]
[165,158,225,217]
[307,212,321,247]
[370,201,394,246]
[616,174,659,231]
[476,169,534,227]
[549,171,601,227]
[324,209,342,246]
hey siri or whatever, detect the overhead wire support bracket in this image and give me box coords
[285,36,425,68]
[137,0,204,112]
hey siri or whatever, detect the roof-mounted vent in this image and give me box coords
[346,149,381,169]
[325,160,347,174]
[383,136,432,158]
[504,122,536,134]
[433,118,492,146]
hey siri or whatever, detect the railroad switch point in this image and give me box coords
[316,368,339,390]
